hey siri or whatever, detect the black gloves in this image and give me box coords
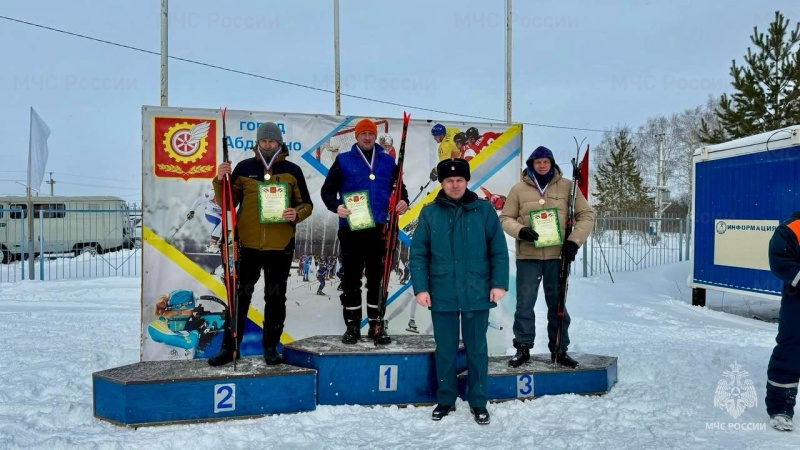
[429,167,438,182]
[518,227,539,242]
[562,240,579,262]
[186,211,195,220]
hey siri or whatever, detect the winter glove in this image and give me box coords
[562,240,579,262]
[186,211,195,220]
[518,227,539,242]
[429,166,439,182]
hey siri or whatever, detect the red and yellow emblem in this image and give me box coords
[154,117,217,180]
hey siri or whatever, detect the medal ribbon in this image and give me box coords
[532,176,548,198]
[257,148,281,175]
[356,147,376,176]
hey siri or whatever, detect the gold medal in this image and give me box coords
[538,199,545,205]
[369,173,376,180]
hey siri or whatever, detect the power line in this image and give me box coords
[0,14,613,134]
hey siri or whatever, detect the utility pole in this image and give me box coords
[46,172,55,196]
[654,133,666,238]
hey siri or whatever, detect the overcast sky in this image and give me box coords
[1,0,798,203]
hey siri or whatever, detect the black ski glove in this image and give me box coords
[186,211,195,220]
[518,227,539,242]
[562,240,579,262]
[429,167,438,182]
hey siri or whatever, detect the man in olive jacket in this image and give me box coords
[410,158,509,425]
[499,146,594,369]
[208,122,313,367]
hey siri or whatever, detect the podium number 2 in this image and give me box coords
[214,383,236,413]
[517,374,534,398]
[379,365,398,391]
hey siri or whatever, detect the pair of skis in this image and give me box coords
[552,139,587,366]
[218,108,240,370]
[372,112,411,346]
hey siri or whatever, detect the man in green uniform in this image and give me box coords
[409,158,509,425]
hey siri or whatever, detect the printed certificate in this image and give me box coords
[343,190,375,231]
[529,208,563,248]
[257,182,290,223]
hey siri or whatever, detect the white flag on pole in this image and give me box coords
[28,107,51,192]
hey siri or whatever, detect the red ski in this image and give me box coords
[373,112,410,345]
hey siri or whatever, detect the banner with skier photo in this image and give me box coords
[140,105,523,361]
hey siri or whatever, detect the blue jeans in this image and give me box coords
[513,259,570,352]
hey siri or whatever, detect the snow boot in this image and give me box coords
[770,414,794,431]
[552,351,579,368]
[208,333,240,367]
[431,404,455,421]
[342,322,361,344]
[508,342,531,368]
[368,320,392,345]
[471,407,490,425]
[263,346,282,366]
[208,347,239,366]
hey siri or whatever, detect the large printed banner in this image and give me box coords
[140,105,523,361]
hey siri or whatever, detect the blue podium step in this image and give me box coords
[93,357,316,427]
[284,335,466,406]
[459,353,617,401]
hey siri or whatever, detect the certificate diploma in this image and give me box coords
[343,190,375,231]
[529,208,563,248]
[257,182,290,223]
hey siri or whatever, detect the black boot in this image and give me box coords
[431,404,455,421]
[208,332,240,367]
[508,342,531,368]
[263,346,282,365]
[342,322,361,344]
[368,320,392,345]
[262,325,283,365]
[471,407,490,425]
[551,351,579,368]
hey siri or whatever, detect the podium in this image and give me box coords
[93,340,617,427]
[459,353,617,401]
[284,335,466,406]
[93,357,316,427]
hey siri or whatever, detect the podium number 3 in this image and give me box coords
[379,365,398,391]
[517,374,534,398]
[214,383,236,413]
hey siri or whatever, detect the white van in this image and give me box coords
[0,196,129,263]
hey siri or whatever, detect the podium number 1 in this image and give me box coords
[214,383,236,413]
[379,365,398,391]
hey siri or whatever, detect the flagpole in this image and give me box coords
[160,0,168,106]
[26,110,34,279]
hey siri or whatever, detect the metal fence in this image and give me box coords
[0,208,141,282]
[574,211,690,278]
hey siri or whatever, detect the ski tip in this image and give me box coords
[403,112,411,122]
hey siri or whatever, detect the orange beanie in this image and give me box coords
[353,119,378,137]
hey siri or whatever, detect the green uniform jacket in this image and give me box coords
[213,148,313,251]
[410,190,510,312]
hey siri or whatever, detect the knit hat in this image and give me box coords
[256,122,284,144]
[354,119,378,137]
[437,158,471,182]
[527,146,555,167]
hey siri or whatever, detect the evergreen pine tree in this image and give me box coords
[700,11,800,143]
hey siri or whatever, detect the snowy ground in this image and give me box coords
[0,261,795,449]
